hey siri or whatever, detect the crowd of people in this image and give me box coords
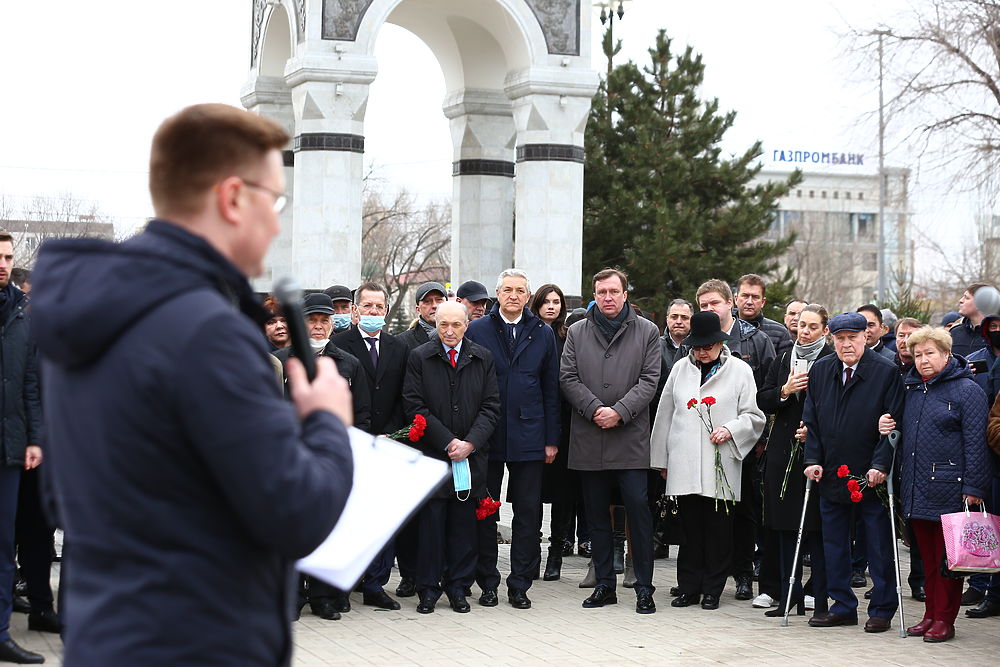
[0,104,996,665]
[260,267,998,644]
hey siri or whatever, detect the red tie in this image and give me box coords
[448,349,457,368]
[844,367,853,385]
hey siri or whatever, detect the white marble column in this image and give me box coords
[241,74,295,292]
[282,54,377,290]
[507,68,598,300]
[443,89,516,288]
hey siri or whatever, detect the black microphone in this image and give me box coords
[273,276,316,382]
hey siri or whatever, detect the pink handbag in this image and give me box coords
[941,503,1000,574]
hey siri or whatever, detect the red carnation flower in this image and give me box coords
[687,398,698,409]
[850,490,864,503]
[847,479,860,493]
[701,396,717,407]
[407,414,428,442]
[837,465,850,478]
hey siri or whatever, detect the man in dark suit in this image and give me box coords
[402,301,501,614]
[397,282,447,351]
[332,281,409,610]
[803,312,905,632]
[466,269,559,609]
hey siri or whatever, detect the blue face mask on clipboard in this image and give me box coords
[452,459,471,501]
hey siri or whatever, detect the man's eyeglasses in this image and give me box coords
[243,180,289,214]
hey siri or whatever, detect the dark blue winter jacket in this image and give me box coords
[30,220,354,666]
[0,286,40,467]
[466,305,560,461]
[899,358,991,521]
[950,317,987,358]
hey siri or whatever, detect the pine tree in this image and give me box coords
[583,29,800,319]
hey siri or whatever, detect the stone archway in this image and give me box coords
[242,0,598,300]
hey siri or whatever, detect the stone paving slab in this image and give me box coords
[15,543,1000,665]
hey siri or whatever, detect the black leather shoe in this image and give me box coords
[961,587,985,605]
[395,578,416,597]
[478,589,499,607]
[850,570,867,588]
[670,592,701,607]
[12,596,30,614]
[669,585,681,597]
[911,586,926,602]
[613,541,626,574]
[310,601,341,620]
[808,611,859,627]
[362,589,401,610]
[582,585,618,608]
[0,639,44,664]
[636,591,656,614]
[966,598,1000,618]
[561,540,574,557]
[447,593,471,613]
[578,541,592,557]
[543,550,562,581]
[863,587,872,600]
[508,589,531,609]
[701,594,720,610]
[734,576,753,600]
[416,594,437,614]
[331,593,351,613]
[27,609,62,633]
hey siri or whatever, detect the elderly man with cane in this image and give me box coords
[801,312,905,632]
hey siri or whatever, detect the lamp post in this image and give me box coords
[875,29,889,304]
[595,1,630,122]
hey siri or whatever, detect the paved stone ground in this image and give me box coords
[14,537,1000,665]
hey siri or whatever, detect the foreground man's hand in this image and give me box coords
[288,356,353,426]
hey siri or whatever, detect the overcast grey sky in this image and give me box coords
[0,0,985,263]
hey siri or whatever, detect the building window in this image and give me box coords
[809,190,814,198]
[863,252,877,271]
[853,213,875,239]
[858,192,864,200]
[833,191,839,199]
[821,191,827,198]
[845,191,851,200]
[796,189,802,198]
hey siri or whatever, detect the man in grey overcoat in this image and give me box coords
[560,268,661,614]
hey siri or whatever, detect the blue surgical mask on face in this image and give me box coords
[359,315,385,334]
[332,314,352,331]
[452,458,471,499]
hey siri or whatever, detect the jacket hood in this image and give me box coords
[903,354,973,388]
[980,314,1000,344]
[31,220,265,368]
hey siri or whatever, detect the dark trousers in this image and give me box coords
[476,461,542,592]
[14,468,55,612]
[677,494,734,598]
[758,528,782,599]
[777,529,827,611]
[911,518,962,623]
[361,539,394,595]
[732,451,763,580]
[395,516,419,582]
[0,467,21,641]
[820,496,897,619]
[906,521,925,592]
[580,469,653,593]
[417,497,476,600]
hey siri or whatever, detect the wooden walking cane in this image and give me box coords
[884,430,906,638]
[782,477,813,627]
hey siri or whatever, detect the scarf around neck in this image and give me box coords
[594,302,630,343]
[791,336,825,369]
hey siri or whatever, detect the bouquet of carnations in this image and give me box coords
[387,415,427,443]
[688,396,735,513]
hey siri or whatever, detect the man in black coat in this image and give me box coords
[0,233,44,664]
[803,312,905,632]
[273,292,371,618]
[736,274,793,358]
[331,281,409,610]
[30,104,355,666]
[402,301,501,614]
[396,281,446,350]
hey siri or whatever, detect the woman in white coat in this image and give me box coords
[651,311,765,610]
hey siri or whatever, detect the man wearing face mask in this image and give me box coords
[324,284,357,334]
[331,282,410,610]
[273,292,371,620]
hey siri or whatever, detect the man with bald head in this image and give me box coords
[403,301,501,614]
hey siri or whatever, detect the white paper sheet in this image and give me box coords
[296,426,448,589]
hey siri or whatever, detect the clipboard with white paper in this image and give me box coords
[296,426,449,590]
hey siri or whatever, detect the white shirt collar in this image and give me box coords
[499,311,523,326]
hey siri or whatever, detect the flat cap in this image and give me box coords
[828,312,868,335]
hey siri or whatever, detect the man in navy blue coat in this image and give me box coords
[803,312,905,633]
[30,104,356,666]
[466,269,560,609]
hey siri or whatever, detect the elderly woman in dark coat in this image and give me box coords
[878,326,990,643]
[757,304,832,617]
